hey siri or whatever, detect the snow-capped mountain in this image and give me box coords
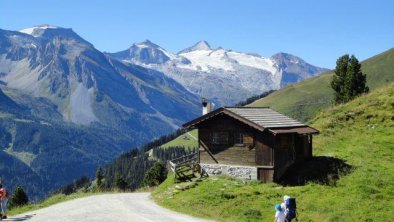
[19,24,60,37]
[0,25,200,198]
[110,40,328,105]
[0,26,199,126]
[110,40,176,65]
[178,40,211,54]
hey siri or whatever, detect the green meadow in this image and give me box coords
[152,83,394,222]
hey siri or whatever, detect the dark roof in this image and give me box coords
[183,107,319,134]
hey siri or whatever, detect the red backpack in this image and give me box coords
[0,188,8,198]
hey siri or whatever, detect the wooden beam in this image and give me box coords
[199,140,218,163]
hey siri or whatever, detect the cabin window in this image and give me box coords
[234,132,244,146]
[211,132,228,144]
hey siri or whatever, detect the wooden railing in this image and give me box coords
[168,152,199,178]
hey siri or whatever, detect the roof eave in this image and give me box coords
[182,107,266,132]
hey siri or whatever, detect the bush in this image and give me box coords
[141,162,167,187]
[57,176,91,195]
[11,186,28,207]
[114,173,128,191]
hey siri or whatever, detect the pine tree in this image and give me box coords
[11,186,28,207]
[96,167,104,190]
[114,173,127,191]
[331,54,368,104]
[346,55,369,99]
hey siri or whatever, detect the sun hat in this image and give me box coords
[283,195,290,201]
[275,204,282,211]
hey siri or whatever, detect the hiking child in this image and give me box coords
[274,203,287,222]
[282,195,297,222]
[0,184,8,219]
[281,195,290,214]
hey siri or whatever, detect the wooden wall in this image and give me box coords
[294,134,312,161]
[198,114,277,168]
[198,114,258,166]
[255,132,274,166]
[257,168,274,182]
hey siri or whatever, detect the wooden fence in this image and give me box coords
[167,152,199,181]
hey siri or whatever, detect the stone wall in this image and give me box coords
[200,164,257,180]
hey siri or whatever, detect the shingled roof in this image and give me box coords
[226,107,305,128]
[183,107,319,134]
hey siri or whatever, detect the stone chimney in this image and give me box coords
[202,97,212,115]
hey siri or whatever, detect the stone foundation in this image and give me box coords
[200,164,257,180]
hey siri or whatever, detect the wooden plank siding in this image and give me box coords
[274,134,295,180]
[257,168,274,182]
[255,132,274,166]
[198,115,258,166]
[199,146,255,165]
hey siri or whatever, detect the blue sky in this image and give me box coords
[1,0,393,68]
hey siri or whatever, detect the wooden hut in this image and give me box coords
[182,107,319,182]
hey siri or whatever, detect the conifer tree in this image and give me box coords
[114,173,127,191]
[96,167,104,190]
[331,54,368,104]
[11,186,28,207]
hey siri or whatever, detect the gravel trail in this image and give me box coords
[7,193,213,222]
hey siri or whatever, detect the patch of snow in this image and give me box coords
[227,51,277,73]
[179,49,234,72]
[135,42,177,60]
[19,24,58,37]
[159,48,177,60]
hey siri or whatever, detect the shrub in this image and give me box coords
[141,162,167,187]
[114,173,128,191]
[11,186,28,207]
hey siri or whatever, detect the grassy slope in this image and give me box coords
[160,129,198,149]
[249,48,394,121]
[152,83,394,222]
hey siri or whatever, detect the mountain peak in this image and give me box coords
[134,40,161,49]
[19,24,60,37]
[193,40,211,50]
[271,52,307,64]
[178,40,211,54]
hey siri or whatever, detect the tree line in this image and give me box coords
[55,129,197,194]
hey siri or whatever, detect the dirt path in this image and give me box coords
[8,193,213,222]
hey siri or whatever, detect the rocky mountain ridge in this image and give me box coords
[109,40,328,105]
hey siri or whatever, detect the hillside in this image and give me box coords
[0,87,133,199]
[160,129,198,149]
[0,26,200,199]
[152,83,394,221]
[249,48,394,121]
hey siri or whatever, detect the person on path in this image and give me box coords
[281,195,291,215]
[0,184,8,220]
[274,203,287,222]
